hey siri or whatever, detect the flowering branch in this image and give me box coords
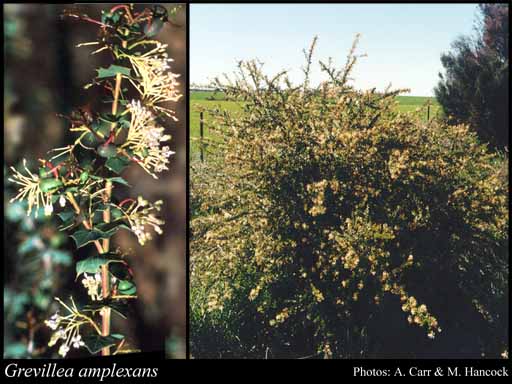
[9,4,182,357]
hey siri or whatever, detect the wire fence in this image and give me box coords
[194,102,439,163]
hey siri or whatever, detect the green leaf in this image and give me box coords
[97,144,118,158]
[39,167,49,178]
[18,235,44,254]
[20,215,37,231]
[96,65,131,79]
[75,145,96,171]
[82,131,101,147]
[83,334,124,355]
[4,343,28,358]
[71,231,104,249]
[75,254,123,277]
[65,186,79,194]
[80,171,90,183]
[91,205,125,222]
[118,117,130,129]
[83,300,130,319]
[91,120,111,137]
[91,205,127,224]
[33,290,50,310]
[44,249,72,266]
[105,155,131,174]
[109,262,131,280]
[101,9,121,25]
[39,178,63,193]
[111,207,124,220]
[57,210,76,230]
[5,201,26,222]
[71,224,127,249]
[4,292,29,319]
[109,302,130,319]
[99,113,119,123]
[118,280,137,295]
[108,177,131,187]
[49,232,66,248]
[91,209,104,223]
[96,222,130,233]
[58,210,75,223]
[76,257,109,277]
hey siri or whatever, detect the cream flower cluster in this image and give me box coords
[123,99,175,179]
[402,296,441,339]
[123,196,164,246]
[44,297,90,357]
[81,272,103,301]
[126,42,182,119]
[8,159,54,217]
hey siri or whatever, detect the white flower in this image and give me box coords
[44,313,61,330]
[123,197,164,245]
[122,100,174,179]
[58,344,70,357]
[81,272,102,301]
[71,334,85,349]
[56,328,66,339]
[44,202,54,216]
[59,194,66,207]
[48,328,67,347]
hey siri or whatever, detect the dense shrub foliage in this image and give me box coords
[435,4,509,149]
[191,37,508,358]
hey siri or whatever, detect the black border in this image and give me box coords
[185,0,191,361]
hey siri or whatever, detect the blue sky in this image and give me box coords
[190,4,479,96]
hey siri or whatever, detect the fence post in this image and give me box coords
[427,104,430,122]
[200,111,204,163]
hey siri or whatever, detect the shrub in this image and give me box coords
[191,37,509,358]
[435,4,509,149]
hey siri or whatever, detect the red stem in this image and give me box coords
[119,198,136,207]
[43,160,60,179]
[122,261,135,278]
[110,4,130,14]
[104,132,115,146]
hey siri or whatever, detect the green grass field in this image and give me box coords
[190,91,441,158]
[190,92,241,156]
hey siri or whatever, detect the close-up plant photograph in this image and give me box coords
[190,3,508,359]
[4,3,186,359]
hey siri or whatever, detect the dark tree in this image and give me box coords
[435,4,509,149]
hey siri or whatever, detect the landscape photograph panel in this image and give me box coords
[189,3,509,359]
